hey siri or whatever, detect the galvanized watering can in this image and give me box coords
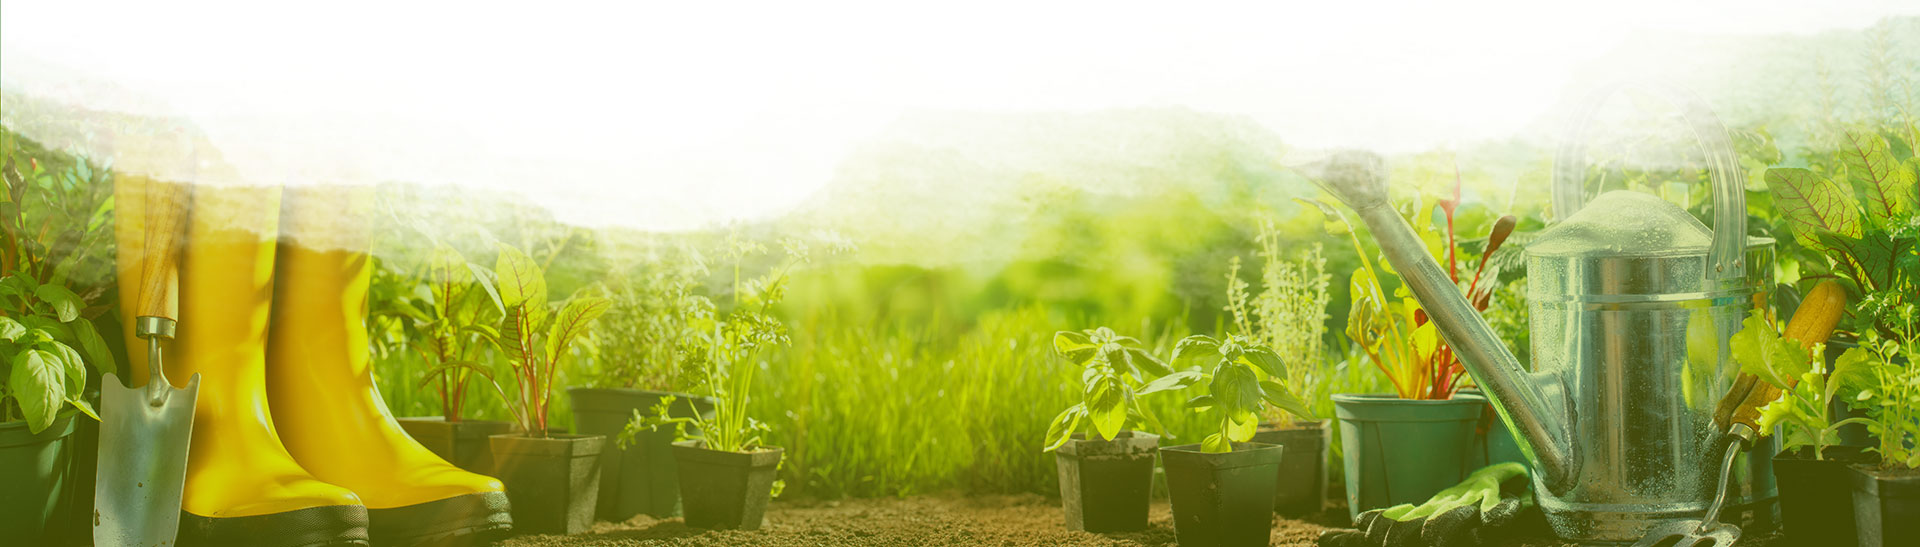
[1311,82,1776,542]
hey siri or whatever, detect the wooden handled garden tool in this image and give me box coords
[97,176,203,547]
[1636,281,1847,547]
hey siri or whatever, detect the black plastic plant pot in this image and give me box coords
[1849,463,1920,547]
[673,441,783,531]
[1332,393,1481,522]
[1162,442,1285,547]
[1054,431,1158,532]
[568,387,715,521]
[399,417,516,475]
[1250,421,1330,517]
[1773,445,1870,544]
[0,412,77,543]
[489,433,605,535]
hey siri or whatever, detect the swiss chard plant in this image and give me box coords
[378,244,506,422]
[1303,178,1518,400]
[1,136,114,433]
[1171,334,1313,453]
[1041,326,1189,451]
[1764,129,1919,339]
[482,243,609,436]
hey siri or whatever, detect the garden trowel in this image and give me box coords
[96,177,202,547]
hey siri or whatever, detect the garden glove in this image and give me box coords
[1317,462,1540,547]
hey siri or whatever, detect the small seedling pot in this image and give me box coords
[1251,420,1330,517]
[673,441,783,531]
[1054,431,1158,532]
[1772,445,1870,544]
[1333,393,1482,522]
[568,387,715,521]
[489,433,605,535]
[399,417,516,475]
[0,412,77,542]
[1848,463,1920,547]
[1162,442,1285,547]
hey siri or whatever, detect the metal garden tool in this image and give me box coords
[97,177,203,547]
[1633,423,1756,547]
[1304,80,1778,543]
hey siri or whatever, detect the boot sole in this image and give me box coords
[368,491,513,546]
[179,504,371,547]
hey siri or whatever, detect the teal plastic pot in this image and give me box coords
[0,412,77,542]
[569,388,715,521]
[1455,390,1529,470]
[1333,393,1481,521]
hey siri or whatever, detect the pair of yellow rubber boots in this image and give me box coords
[112,182,509,546]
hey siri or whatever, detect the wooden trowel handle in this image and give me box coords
[1713,281,1847,432]
[135,179,190,336]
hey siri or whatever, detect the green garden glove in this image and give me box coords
[1318,462,1539,547]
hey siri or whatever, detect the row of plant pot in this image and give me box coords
[397,387,778,535]
[1055,431,1286,546]
[1764,341,1919,547]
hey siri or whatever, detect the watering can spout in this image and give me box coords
[1301,150,1576,492]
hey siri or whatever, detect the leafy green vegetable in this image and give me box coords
[1732,313,1874,459]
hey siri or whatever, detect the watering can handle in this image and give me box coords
[1550,81,1748,282]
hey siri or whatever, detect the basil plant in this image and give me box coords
[1172,334,1314,453]
[1042,327,1197,451]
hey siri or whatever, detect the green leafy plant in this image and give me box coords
[1171,334,1313,453]
[589,241,712,390]
[1,136,113,433]
[1040,326,1187,451]
[1764,130,1919,338]
[1851,304,1920,469]
[627,233,841,454]
[486,243,609,436]
[1735,314,1876,459]
[1225,216,1332,422]
[372,245,505,421]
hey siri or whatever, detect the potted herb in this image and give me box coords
[1042,326,1186,532]
[626,235,830,531]
[1306,193,1519,520]
[480,244,611,535]
[1162,333,1312,547]
[1227,220,1336,516]
[1848,305,1920,546]
[568,242,716,521]
[381,244,518,475]
[1,145,111,543]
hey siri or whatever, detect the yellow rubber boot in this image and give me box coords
[265,187,511,546]
[132,183,371,546]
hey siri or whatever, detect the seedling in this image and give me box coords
[1170,334,1313,453]
[1041,326,1183,451]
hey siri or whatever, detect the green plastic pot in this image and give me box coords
[489,433,605,535]
[398,417,516,475]
[673,441,783,531]
[1054,431,1157,532]
[1162,442,1284,547]
[1454,390,1529,470]
[1333,393,1481,522]
[0,412,77,542]
[1250,420,1330,517]
[568,387,715,521]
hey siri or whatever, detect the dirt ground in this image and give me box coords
[492,494,1785,546]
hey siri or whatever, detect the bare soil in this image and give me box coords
[491,494,1786,546]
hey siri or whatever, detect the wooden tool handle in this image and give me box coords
[135,179,191,325]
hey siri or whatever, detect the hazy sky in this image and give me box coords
[3,1,1915,230]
